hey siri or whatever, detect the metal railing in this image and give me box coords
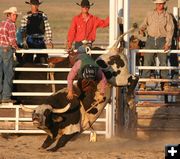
[130,49,180,80]
[130,49,180,102]
[0,49,114,138]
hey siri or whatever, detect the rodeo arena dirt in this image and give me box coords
[0,0,180,159]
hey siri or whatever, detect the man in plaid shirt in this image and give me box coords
[20,0,53,64]
[0,7,20,103]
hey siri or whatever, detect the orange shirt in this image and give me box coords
[67,13,109,45]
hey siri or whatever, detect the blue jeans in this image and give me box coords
[141,36,169,79]
[0,47,14,100]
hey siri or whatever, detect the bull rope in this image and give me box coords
[79,100,97,142]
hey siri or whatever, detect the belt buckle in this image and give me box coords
[82,40,92,44]
[82,40,88,44]
[3,47,9,53]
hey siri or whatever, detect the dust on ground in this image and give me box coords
[0,133,179,159]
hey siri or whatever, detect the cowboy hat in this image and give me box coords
[76,0,94,7]
[153,0,167,3]
[3,7,21,15]
[25,0,42,5]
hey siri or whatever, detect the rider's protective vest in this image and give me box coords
[76,54,99,80]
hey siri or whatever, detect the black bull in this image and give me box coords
[22,81,111,151]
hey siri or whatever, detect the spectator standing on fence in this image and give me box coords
[67,0,109,50]
[20,0,53,64]
[67,46,107,103]
[139,0,174,91]
[0,7,20,103]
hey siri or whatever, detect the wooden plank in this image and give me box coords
[136,101,180,107]
[136,90,180,95]
[136,129,180,140]
[137,127,180,131]
[138,115,180,119]
[137,119,180,128]
[136,106,180,116]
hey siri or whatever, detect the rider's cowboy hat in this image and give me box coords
[25,0,42,5]
[76,0,94,7]
[153,0,167,3]
[3,7,21,15]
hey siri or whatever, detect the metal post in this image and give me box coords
[15,104,19,132]
[130,50,137,75]
[123,0,130,56]
[108,0,124,138]
[109,0,116,138]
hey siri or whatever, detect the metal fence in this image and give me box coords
[0,49,114,138]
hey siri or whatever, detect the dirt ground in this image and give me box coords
[0,133,179,159]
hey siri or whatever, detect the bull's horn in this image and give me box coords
[20,104,34,113]
[110,23,138,49]
[52,103,71,113]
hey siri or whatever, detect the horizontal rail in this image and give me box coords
[14,67,71,72]
[132,49,180,54]
[53,41,109,46]
[13,80,68,84]
[12,92,53,96]
[137,66,180,70]
[0,117,106,122]
[137,128,180,131]
[16,49,107,55]
[16,49,67,54]
[139,78,180,82]
[0,105,38,108]
[0,117,32,121]
[0,129,106,134]
[136,90,180,95]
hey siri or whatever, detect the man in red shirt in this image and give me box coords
[0,7,20,103]
[67,0,109,49]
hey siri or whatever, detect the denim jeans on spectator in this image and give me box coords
[0,47,14,100]
[141,36,169,79]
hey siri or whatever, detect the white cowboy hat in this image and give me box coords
[3,7,21,15]
[153,0,167,3]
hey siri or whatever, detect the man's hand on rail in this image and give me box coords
[163,44,170,53]
[23,40,29,49]
[46,42,54,49]
[138,28,146,37]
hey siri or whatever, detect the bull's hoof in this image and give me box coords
[47,147,58,152]
[38,147,47,151]
[41,142,55,149]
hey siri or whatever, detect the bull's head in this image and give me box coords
[96,23,138,87]
[21,104,70,129]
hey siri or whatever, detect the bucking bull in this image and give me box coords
[21,25,139,151]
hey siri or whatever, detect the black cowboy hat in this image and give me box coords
[25,0,42,5]
[76,0,94,7]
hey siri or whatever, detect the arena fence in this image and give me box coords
[0,48,179,137]
[130,49,180,77]
[130,49,180,85]
[130,49,180,137]
[0,49,115,138]
[130,49,180,103]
